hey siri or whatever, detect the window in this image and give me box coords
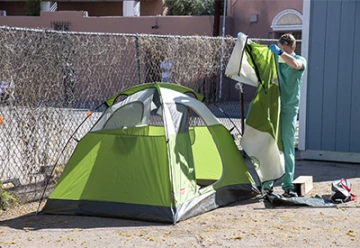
[271,9,303,54]
[52,21,70,31]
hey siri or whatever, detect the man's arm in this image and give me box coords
[280,52,303,70]
[269,44,304,70]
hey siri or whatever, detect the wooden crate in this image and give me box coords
[293,176,313,196]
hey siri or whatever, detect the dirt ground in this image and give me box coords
[1,155,360,248]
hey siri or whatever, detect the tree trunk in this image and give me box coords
[213,0,221,37]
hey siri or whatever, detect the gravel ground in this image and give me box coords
[1,154,360,248]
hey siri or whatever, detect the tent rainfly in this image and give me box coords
[41,83,258,224]
[225,32,285,185]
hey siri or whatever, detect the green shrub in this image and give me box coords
[25,0,42,16]
[0,183,18,211]
[165,0,215,16]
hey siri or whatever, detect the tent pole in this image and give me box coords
[35,103,105,215]
[239,82,245,136]
[235,82,245,136]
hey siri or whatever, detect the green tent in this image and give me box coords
[225,32,284,185]
[41,83,258,223]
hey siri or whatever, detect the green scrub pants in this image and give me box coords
[263,111,297,191]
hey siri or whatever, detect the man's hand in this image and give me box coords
[269,44,283,55]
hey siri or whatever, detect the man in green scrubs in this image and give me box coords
[264,34,307,197]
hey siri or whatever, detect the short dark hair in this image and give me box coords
[279,33,296,47]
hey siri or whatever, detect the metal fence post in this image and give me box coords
[135,35,141,85]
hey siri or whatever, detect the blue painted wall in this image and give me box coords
[306,0,360,153]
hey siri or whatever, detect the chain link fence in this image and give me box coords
[0,26,288,205]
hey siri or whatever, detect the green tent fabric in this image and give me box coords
[225,33,285,184]
[41,83,258,223]
[264,192,336,208]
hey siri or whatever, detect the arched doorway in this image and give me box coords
[271,9,303,54]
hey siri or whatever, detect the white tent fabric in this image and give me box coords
[225,32,285,183]
[225,33,259,87]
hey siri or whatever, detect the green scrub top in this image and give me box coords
[276,54,307,113]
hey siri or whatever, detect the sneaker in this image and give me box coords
[282,188,298,198]
[262,187,274,195]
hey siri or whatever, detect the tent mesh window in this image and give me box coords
[183,92,206,127]
[112,94,128,105]
[188,108,206,127]
[148,90,164,126]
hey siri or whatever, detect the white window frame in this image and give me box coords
[271,9,303,31]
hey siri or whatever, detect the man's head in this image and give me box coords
[277,33,296,54]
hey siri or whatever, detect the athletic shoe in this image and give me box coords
[282,188,298,198]
[262,187,274,195]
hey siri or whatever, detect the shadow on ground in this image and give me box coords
[0,211,167,230]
